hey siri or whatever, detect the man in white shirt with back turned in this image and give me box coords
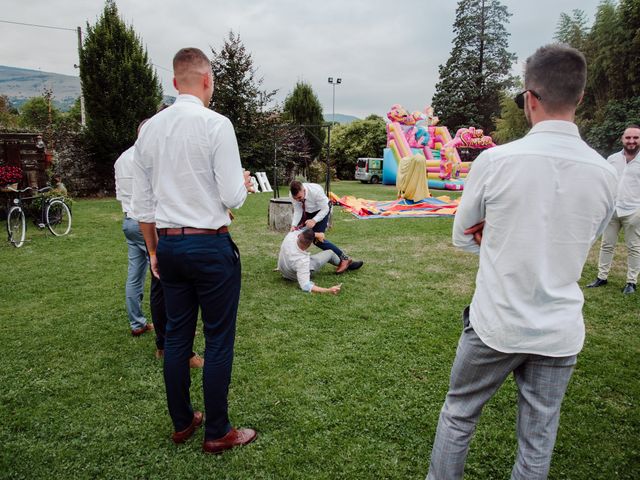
[425,44,617,480]
[587,125,640,294]
[131,47,256,455]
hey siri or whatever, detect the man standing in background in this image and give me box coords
[587,125,640,294]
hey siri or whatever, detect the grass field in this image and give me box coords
[0,181,638,479]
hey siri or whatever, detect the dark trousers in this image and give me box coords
[157,233,241,440]
[150,273,167,350]
[298,208,345,259]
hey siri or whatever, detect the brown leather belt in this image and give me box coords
[157,226,229,236]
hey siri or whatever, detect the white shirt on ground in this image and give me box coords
[131,94,247,228]
[114,146,135,215]
[278,231,314,292]
[453,120,618,357]
[290,183,330,227]
[607,150,640,217]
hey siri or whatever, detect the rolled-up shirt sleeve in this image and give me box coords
[295,256,314,292]
[291,199,303,227]
[131,142,156,223]
[452,153,491,254]
[312,199,330,224]
[212,118,247,210]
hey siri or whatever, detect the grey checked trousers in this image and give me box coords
[426,312,576,480]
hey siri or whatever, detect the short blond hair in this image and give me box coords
[172,47,210,75]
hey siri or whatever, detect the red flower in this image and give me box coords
[0,166,23,185]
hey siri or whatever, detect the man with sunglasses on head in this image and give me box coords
[587,124,640,294]
[425,44,617,480]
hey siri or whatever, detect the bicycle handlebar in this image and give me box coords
[4,186,53,194]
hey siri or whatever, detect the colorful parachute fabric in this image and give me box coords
[329,193,458,219]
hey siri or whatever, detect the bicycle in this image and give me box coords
[5,186,72,248]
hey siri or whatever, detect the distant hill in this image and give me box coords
[0,65,80,111]
[0,65,175,112]
[323,113,360,124]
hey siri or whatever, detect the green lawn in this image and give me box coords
[0,181,637,479]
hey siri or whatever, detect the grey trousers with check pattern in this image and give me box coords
[426,315,576,480]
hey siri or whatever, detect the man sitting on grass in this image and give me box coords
[278,228,362,294]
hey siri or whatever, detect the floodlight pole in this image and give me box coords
[327,76,342,125]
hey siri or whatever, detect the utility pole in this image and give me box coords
[77,26,86,127]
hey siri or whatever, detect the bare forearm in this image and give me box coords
[139,222,158,255]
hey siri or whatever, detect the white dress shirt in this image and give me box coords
[453,120,618,357]
[290,183,330,227]
[607,150,640,217]
[114,146,135,215]
[131,94,247,228]
[278,231,314,292]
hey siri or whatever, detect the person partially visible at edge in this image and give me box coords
[289,180,364,274]
[587,124,640,295]
[130,47,257,455]
[277,228,344,294]
[114,122,155,338]
[425,44,617,480]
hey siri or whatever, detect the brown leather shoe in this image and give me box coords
[335,258,352,274]
[202,428,257,454]
[171,411,203,444]
[189,353,204,369]
[155,349,164,359]
[131,323,154,337]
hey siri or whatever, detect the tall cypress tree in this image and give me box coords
[432,0,516,133]
[282,81,325,160]
[210,31,277,171]
[80,1,161,191]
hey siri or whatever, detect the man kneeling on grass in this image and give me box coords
[277,228,362,294]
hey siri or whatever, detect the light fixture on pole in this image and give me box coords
[327,77,342,125]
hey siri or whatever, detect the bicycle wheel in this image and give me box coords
[7,206,26,247]
[45,199,72,236]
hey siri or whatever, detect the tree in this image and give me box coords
[330,115,387,179]
[0,95,19,129]
[283,81,325,160]
[18,96,60,130]
[432,0,516,133]
[210,31,277,172]
[554,9,590,50]
[79,0,162,191]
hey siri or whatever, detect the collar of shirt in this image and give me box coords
[174,94,205,107]
[526,120,580,138]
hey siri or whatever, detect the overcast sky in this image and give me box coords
[0,0,603,118]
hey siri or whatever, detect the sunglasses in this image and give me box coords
[514,90,542,109]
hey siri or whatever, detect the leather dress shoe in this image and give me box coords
[336,258,352,274]
[202,427,257,454]
[155,349,164,359]
[586,278,608,288]
[131,323,154,337]
[622,283,636,294]
[348,260,364,271]
[171,411,203,444]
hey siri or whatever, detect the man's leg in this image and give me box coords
[621,210,640,284]
[312,210,347,259]
[157,236,199,432]
[309,250,340,273]
[123,218,149,331]
[510,354,577,480]
[427,323,523,480]
[191,234,241,440]
[597,214,621,281]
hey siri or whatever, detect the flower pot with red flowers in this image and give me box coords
[0,166,23,191]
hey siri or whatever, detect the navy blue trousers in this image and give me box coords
[157,233,241,440]
[298,208,345,259]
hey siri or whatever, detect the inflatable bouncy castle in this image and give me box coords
[382,104,495,192]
